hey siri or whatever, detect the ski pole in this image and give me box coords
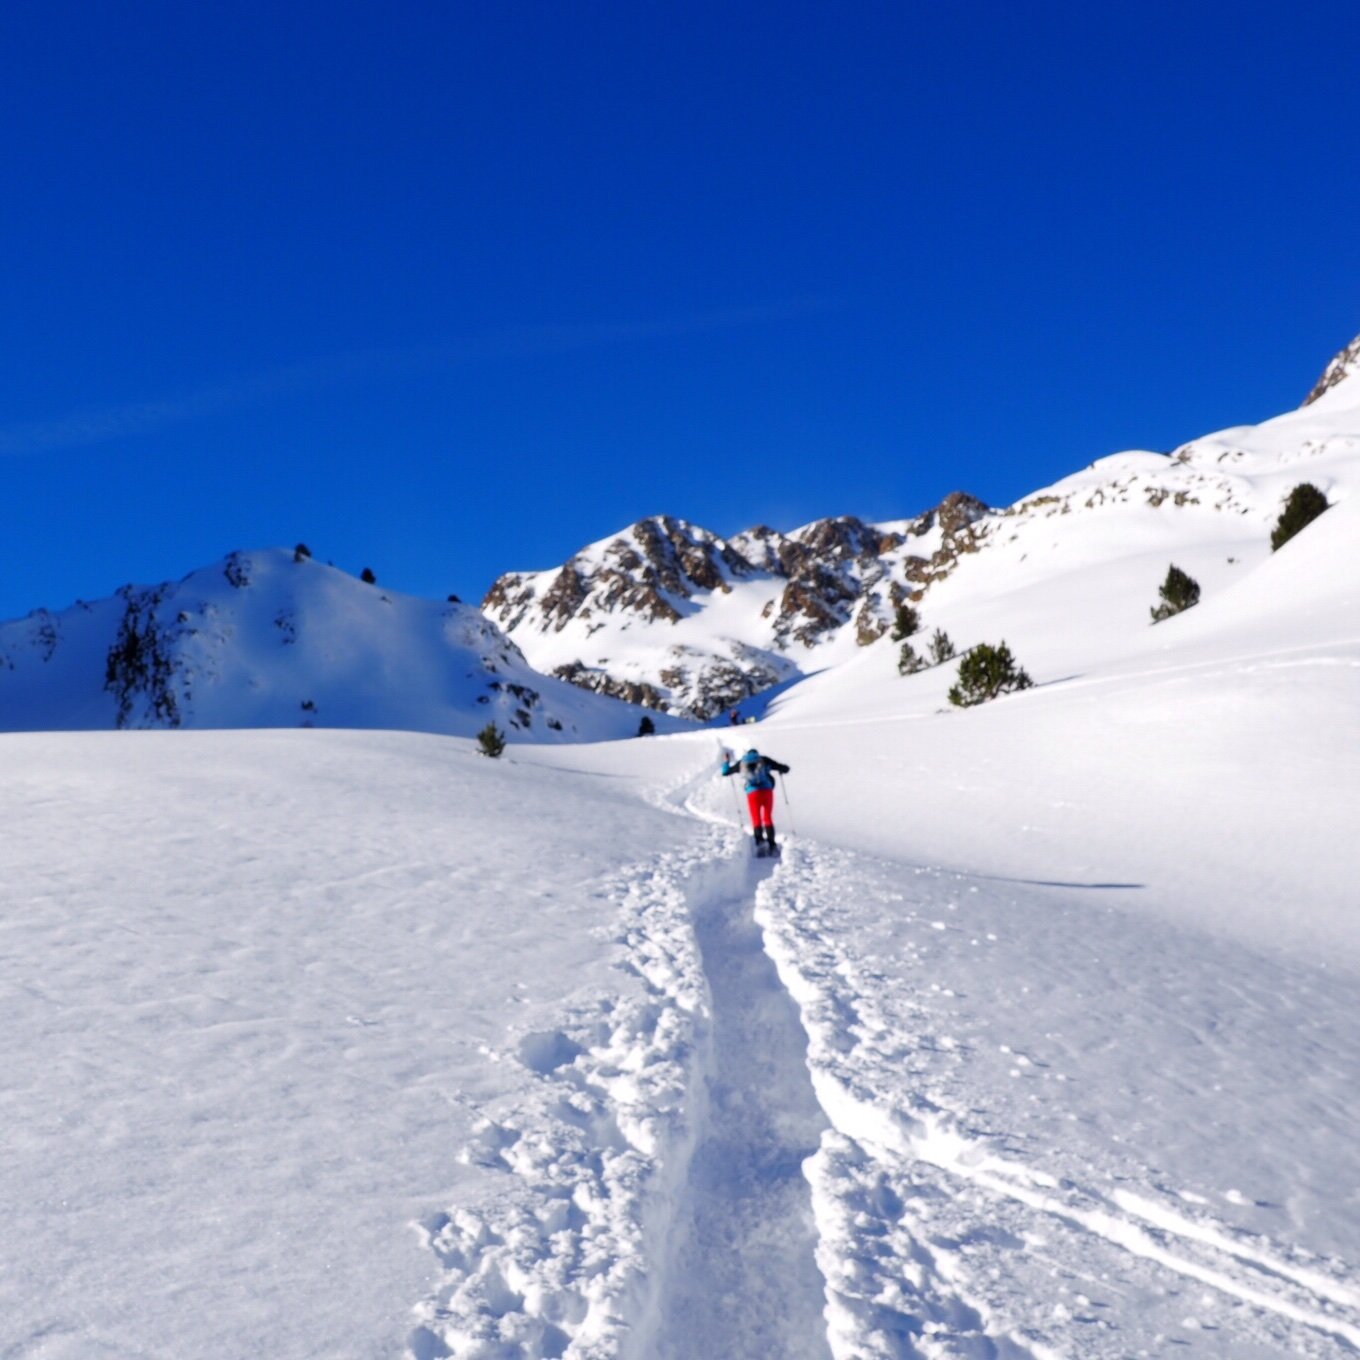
[779,773,797,838]
[728,783,747,832]
[716,743,747,830]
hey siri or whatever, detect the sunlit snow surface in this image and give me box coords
[4,381,1359,1357]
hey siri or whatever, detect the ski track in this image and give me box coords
[408,741,841,1360]
[756,841,1360,1359]
[639,863,831,1360]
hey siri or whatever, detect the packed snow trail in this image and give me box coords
[640,859,831,1360]
[410,838,838,1360]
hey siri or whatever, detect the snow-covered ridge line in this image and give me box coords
[0,547,668,740]
[409,837,721,1360]
[481,329,1360,724]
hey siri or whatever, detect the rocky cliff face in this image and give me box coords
[482,497,989,719]
[1302,333,1360,407]
[483,515,751,632]
[482,324,1360,722]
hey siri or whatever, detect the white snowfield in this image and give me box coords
[4,357,1359,1357]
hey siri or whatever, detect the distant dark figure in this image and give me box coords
[729,708,741,725]
[719,748,791,857]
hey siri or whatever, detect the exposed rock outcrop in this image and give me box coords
[1302,333,1360,407]
[551,662,670,712]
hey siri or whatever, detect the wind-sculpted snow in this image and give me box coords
[0,731,713,1360]
[755,843,1360,1357]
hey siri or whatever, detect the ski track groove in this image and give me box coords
[407,741,841,1360]
[636,861,832,1360]
[756,839,1360,1359]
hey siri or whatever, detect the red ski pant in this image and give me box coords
[746,788,775,829]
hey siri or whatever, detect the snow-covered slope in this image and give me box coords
[514,475,1359,1355]
[0,548,674,741]
[774,337,1358,732]
[0,729,719,1359]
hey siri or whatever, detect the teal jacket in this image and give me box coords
[720,750,790,793]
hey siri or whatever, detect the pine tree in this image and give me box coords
[890,604,920,642]
[898,642,928,675]
[477,722,506,758]
[947,642,1033,707]
[1270,483,1329,552]
[929,629,956,665]
[1150,564,1200,623]
[637,714,656,736]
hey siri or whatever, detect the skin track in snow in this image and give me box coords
[643,857,831,1360]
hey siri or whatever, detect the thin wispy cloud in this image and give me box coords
[0,300,831,457]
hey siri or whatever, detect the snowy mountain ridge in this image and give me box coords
[1302,331,1360,407]
[487,331,1360,719]
[3,330,1357,737]
[0,548,660,740]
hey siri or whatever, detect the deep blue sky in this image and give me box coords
[3,0,1357,620]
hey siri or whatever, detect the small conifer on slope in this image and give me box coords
[929,629,956,664]
[1271,483,1329,552]
[1150,565,1200,623]
[890,605,920,642]
[898,642,927,675]
[947,642,1033,708]
[477,722,506,758]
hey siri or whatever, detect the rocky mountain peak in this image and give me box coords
[483,515,748,635]
[1301,332,1360,407]
[787,515,905,570]
[482,491,992,718]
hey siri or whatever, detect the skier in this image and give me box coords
[720,748,791,857]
